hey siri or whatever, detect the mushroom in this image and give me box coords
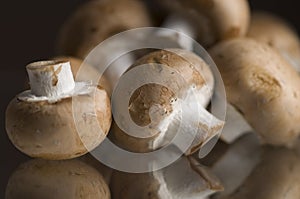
[219,147,300,199]
[209,38,300,147]
[247,12,300,72]
[110,48,224,155]
[5,159,110,199]
[57,0,152,58]
[110,156,223,199]
[5,60,111,160]
[154,0,250,47]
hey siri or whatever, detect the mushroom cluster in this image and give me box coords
[5,0,300,198]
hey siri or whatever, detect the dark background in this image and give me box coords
[1,0,300,197]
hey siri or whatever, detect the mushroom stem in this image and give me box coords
[159,14,197,50]
[26,60,75,98]
[220,103,253,143]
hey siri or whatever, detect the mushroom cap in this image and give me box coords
[57,0,152,58]
[5,86,111,160]
[209,38,300,146]
[247,12,300,71]
[111,48,218,154]
[222,147,300,199]
[5,159,110,199]
[156,0,250,46]
[128,48,214,127]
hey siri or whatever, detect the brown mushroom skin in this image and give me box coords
[57,0,152,58]
[5,86,111,160]
[209,38,300,147]
[221,147,300,199]
[247,12,300,71]
[5,159,110,199]
[111,48,215,153]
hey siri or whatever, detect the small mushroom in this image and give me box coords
[110,156,223,199]
[247,12,300,72]
[5,159,110,199]
[209,38,300,147]
[5,60,111,160]
[155,0,250,47]
[220,147,300,199]
[57,0,152,58]
[110,48,224,155]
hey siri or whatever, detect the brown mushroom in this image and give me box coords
[110,48,224,155]
[6,60,111,160]
[209,38,300,147]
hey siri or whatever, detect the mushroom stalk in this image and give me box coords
[158,14,197,50]
[220,103,253,143]
[27,61,75,98]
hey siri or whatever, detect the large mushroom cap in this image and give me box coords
[247,12,300,72]
[5,159,110,199]
[57,0,152,58]
[209,38,300,146]
[6,85,111,160]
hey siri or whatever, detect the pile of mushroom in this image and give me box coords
[6,0,300,198]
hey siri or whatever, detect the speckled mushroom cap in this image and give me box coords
[5,159,110,199]
[5,85,111,160]
[57,0,152,58]
[156,0,250,46]
[110,48,221,154]
[247,12,300,72]
[209,38,300,146]
[128,48,214,125]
